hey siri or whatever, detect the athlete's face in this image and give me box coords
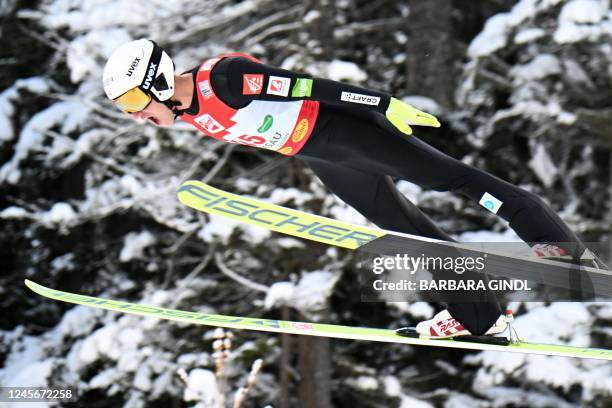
[130,99,174,127]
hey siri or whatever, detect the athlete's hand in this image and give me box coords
[385,97,440,135]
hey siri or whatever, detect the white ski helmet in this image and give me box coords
[103,39,175,110]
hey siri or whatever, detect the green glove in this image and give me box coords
[385,97,440,135]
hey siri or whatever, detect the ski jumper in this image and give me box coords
[180,55,593,335]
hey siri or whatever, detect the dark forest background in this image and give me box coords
[2,0,612,407]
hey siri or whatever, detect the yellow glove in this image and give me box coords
[385,97,440,135]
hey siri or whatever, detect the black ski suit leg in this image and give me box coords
[326,122,595,300]
[302,158,454,238]
[299,108,593,331]
[312,113,588,257]
[300,157,503,335]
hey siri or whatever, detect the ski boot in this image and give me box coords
[396,309,513,346]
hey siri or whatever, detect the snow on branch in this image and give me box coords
[214,252,269,293]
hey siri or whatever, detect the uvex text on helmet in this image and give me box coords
[103,39,175,102]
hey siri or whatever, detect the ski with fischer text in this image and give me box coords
[176,180,612,297]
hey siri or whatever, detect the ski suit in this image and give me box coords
[179,54,591,335]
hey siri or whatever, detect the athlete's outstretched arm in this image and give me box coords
[210,57,439,134]
[212,56,389,110]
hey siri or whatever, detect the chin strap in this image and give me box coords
[162,99,187,119]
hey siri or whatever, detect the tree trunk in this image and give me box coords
[297,312,332,408]
[305,0,335,59]
[405,0,458,107]
[609,150,612,263]
[279,306,292,408]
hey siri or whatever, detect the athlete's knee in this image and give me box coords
[503,190,552,223]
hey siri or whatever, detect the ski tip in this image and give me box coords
[177,179,203,191]
[24,279,47,294]
[176,180,206,205]
[24,279,41,293]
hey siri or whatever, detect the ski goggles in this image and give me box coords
[113,87,152,113]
